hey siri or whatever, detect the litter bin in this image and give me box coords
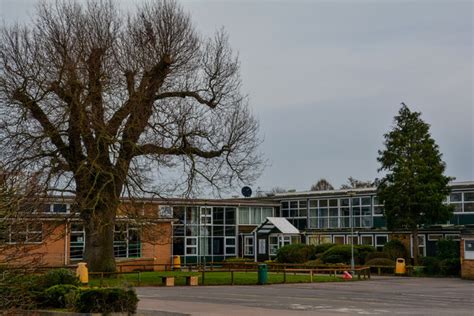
[173,255,181,270]
[258,264,268,285]
[395,258,406,274]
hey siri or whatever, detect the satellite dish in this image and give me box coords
[241,186,252,197]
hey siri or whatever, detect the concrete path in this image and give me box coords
[136,277,474,315]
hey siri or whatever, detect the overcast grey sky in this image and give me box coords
[1,0,473,194]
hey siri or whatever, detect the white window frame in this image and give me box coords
[464,240,474,259]
[347,235,359,245]
[159,205,173,218]
[244,236,254,256]
[375,234,388,251]
[268,236,278,255]
[200,207,212,225]
[7,222,43,244]
[410,235,426,257]
[361,235,374,246]
[333,235,345,245]
[185,237,198,256]
[224,237,236,256]
[428,234,443,241]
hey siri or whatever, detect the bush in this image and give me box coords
[365,258,395,266]
[420,256,441,275]
[74,288,138,314]
[314,243,336,254]
[320,245,355,264]
[356,245,375,264]
[42,268,80,288]
[43,284,78,308]
[437,239,459,260]
[383,240,408,260]
[275,244,317,263]
[0,274,44,310]
[439,258,460,276]
[365,251,391,262]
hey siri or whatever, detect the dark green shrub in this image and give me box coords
[275,244,317,263]
[42,268,80,288]
[355,245,375,264]
[420,256,441,275]
[74,288,138,314]
[365,251,391,262]
[439,258,460,276]
[365,258,395,266]
[314,243,336,254]
[436,239,459,260]
[320,245,356,264]
[43,284,78,308]
[383,240,408,260]
[0,274,44,310]
[322,254,346,264]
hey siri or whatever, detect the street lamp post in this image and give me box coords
[348,191,356,274]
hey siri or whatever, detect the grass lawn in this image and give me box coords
[89,271,346,287]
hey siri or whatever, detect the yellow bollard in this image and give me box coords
[76,262,89,284]
[173,255,181,270]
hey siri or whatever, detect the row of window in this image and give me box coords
[447,192,474,212]
[173,236,237,256]
[2,223,43,243]
[69,223,141,260]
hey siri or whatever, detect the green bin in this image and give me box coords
[258,264,268,285]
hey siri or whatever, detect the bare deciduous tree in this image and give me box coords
[340,177,374,190]
[0,0,262,272]
[310,178,334,191]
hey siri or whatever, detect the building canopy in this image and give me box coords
[253,217,299,235]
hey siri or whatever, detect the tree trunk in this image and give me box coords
[80,190,120,272]
[412,228,419,266]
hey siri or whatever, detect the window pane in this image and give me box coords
[361,197,371,205]
[450,193,462,202]
[374,206,384,215]
[309,200,317,208]
[252,208,261,224]
[464,203,474,212]
[53,204,68,213]
[299,200,307,208]
[290,201,298,208]
[225,208,236,225]
[340,199,349,207]
[225,226,236,236]
[464,192,474,202]
[213,237,224,255]
[361,236,373,245]
[352,198,360,206]
[281,201,289,209]
[213,207,224,224]
[262,207,273,219]
[319,200,327,207]
[334,236,344,244]
[329,199,338,207]
[319,208,328,217]
[453,204,463,212]
[186,207,199,224]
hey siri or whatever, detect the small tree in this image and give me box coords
[377,103,453,264]
[310,178,334,191]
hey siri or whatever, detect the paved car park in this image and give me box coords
[136,277,474,316]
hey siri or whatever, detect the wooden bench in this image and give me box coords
[161,276,175,286]
[185,275,199,286]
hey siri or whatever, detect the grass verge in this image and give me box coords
[89,271,347,287]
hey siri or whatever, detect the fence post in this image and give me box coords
[100,272,104,288]
[283,269,286,283]
[378,267,381,276]
[310,270,313,283]
[368,268,371,279]
[357,270,361,280]
[231,271,234,285]
[201,269,205,286]
[137,271,141,286]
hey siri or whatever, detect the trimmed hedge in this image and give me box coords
[74,288,138,314]
[420,256,440,275]
[43,284,78,308]
[42,268,80,288]
[275,244,318,263]
[439,258,460,276]
[314,243,336,254]
[319,244,375,264]
[437,239,459,260]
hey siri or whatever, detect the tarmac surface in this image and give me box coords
[136,277,474,316]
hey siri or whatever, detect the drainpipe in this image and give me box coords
[64,219,69,266]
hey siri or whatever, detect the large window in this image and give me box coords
[113,223,141,258]
[448,191,474,213]
[238,207,274,225]
[281,200,307,230]
[7,222,42,244]
[70,223,85,259]
[41,203,69,214]
[308,196,373,229]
